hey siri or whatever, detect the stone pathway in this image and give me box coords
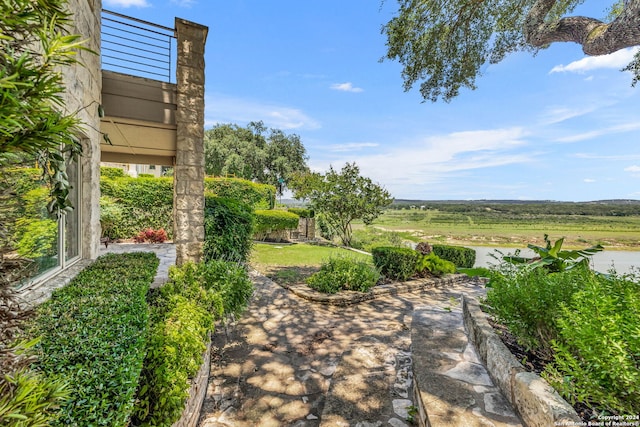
[198,272,523,427]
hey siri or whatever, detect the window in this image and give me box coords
[0,145,82,289]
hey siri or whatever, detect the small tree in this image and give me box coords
[291,163,393,247]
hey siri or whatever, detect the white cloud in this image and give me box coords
[538,106,597,125]
[317,127,532,190]
[550,47,639,74]
[584,178,596,183]
[556,122,640,143]
[103,0,150,7]
[205,94,320,130]
[574,153,640,161]
[625,165,640,176]
[330,82,364,93]
[328,142,379,152]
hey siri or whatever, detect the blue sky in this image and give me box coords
[103,0,640,201]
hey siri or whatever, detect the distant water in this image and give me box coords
[466,246,639,275]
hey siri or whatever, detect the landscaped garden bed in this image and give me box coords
[480,238,640,422]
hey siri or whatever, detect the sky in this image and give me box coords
[102,0,640,202]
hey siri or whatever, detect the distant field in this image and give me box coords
[356,202,640,250]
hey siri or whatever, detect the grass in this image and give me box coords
[354,209,640,251]
[250,242,372,285]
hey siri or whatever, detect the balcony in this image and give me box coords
[100,10,180,166]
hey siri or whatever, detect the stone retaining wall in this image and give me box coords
[172,337,212,427]
[462,296,581,427]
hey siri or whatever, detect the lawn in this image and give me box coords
[355,208,640,250]
[250,242,372,285]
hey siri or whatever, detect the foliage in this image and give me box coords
[483,266,588,354]
[290,163,393,246]
[99,196,124,240]
[205,176,275,209]
[382,0,640,102]
[100,167,125,179]
[287,207,314,218]
[253,210,300,239]
[165,260,253,320]
[133,294,211,427]
[133,228,168,244]
[14,218,57,259]
[372,246,419,281]
[0,367,70,427]
[204,121,309,195]
[432,244,476,268]
[100,176,174,239]
[415,252,456,277]
[204,195,254,263]
[415,241,432,255]
[350,226,413,253]
[27,252,158,426]
[0,0,89,216]
[306,256,380,294]
[503,234,603,272]
[543,269,640,415]
[134,260,252,426]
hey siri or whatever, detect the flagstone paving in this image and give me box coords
[198,272,523,427]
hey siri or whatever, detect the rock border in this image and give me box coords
[172,336,212,427]
[279,273,470,305]
[462,296,581,427]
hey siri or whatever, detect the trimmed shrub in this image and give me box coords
[306,256,380,294]
[543,270,640,415]
[287,207,314,218]
[432,244,476,268]
[372,246,419,281]
[100,166,125,179]
[204,177,275,209]
[28,252,159,426]
[416,252,456,277]
[204,194,254,263]
[253,210,300,240]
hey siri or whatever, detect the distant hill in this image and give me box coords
[392,199,640,205]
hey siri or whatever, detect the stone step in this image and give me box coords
[411,305,522,427]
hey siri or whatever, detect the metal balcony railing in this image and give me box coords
[101,9,176,83]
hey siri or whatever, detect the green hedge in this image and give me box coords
[100,166,125,179]
[99,176,276,240]
[28,252,159,426]
[287,207,314,218]
[432,244,476,268]
[253,210,300,235]
[371,246,419,281]
[204,195,254,263]
[100,176,174,239]
[204,177,275,209]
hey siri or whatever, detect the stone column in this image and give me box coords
[173,19,208,265]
